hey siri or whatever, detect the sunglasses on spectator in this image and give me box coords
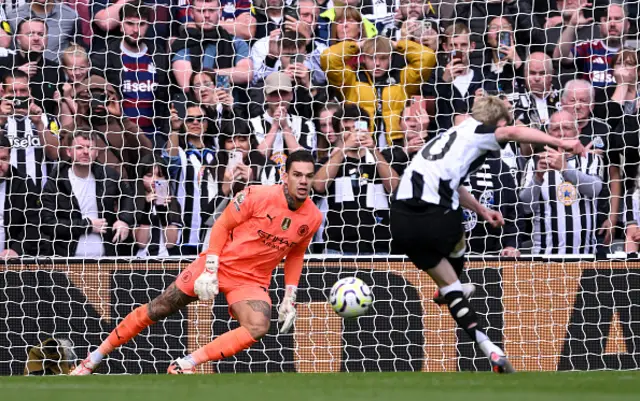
[185,115,205,124]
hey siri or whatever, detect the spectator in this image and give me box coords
[189,70,235,137]
[41,130,135,257]
[91,0,171,145]
[451,0,543,67]
[92,0,185,51]
[593,48,639,126]
[423,23,497,132]
[0,133,41,258]
[314,102,340,160]
[67,74,153,179]
[554,2,629,87]
[322,35,436,146]
[319,1,381,43]
[0,70,61,190]
[133,153,182,257]
[383,8,439,52]
[251,0,287,40]
[328,5,373,44]
[312,104,400,255]
[6,0,78,62]
[606,53,640,250]
[484,16,524,94]
[164,102,216,255]
[248,71,316,170]
[0,17,63,115]
[514,52,560,132]
[398,97,430,157]
[560,79,609,147]
[251,0,327,88]
[58,44,91,128]
[519,110,603,254]
[216,0,256,40]
[0,4,13,49]
[171,0,252,97]
[200,118,279,250]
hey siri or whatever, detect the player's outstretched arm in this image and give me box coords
[495,126,586,156]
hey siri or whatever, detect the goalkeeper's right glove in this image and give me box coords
[194,254,219,301]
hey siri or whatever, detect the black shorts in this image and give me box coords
[390,201,465,271]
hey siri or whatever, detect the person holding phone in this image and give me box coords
[200,119,280,250]
[133,153,182,257]
[164,102,216,255]
[422,23,498,132]
[313,104,402,255]
[190,71,236,136]
[554,2,629,87]
[485,16,523,94]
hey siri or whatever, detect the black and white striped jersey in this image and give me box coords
[520,153,603,255]
[5,115,57,190]
[394,117,503,210]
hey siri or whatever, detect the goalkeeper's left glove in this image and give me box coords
[278,285,297,334]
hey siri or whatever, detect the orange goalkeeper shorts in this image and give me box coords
[175,255,272,307]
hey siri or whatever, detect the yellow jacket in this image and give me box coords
[321,40,437,143]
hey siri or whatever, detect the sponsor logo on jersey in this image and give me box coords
[7,132,40,148]
[122,79,158,93]
[257,229,297,250]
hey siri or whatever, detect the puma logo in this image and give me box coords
[266,214,274,224]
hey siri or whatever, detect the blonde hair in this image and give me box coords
[472,96,511,126]
[361,36,392,57]
[61,44,89,67]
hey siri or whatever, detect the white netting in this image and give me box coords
[1,0,640,374]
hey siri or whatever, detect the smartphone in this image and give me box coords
[216,74,231,90]
[355,120,368,131]
[450,50,463,63]
[284,5,299,20]
[411,95,428,114]
[294,54,306,65]
[155,180,169,206]
[227,151,244,170]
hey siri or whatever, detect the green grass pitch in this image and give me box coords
[1,372,639,401]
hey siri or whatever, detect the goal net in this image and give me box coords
[1,0,640,374]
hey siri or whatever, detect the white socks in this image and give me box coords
[439,280,463,296]
[88,350,104,365]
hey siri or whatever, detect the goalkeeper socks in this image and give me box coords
[188,326,257,365]
[99,304,155,357]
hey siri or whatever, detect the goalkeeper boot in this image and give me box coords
[489,352,516,374]
[69,355,98,376]
[167,358,196,374]
[433,283,476,305]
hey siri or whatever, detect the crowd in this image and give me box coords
[0,0,638,258]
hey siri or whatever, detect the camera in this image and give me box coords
[9,96,29,110]
[284,5,299,20]
[90,91,108,108]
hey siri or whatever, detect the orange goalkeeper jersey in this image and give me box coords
[207,185,322,287]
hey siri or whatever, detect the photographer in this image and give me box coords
[133,153,182,257]
[0,70,61,191]
[313,104,400,255]
[65,74,153,180]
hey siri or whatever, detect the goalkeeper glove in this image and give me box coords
[278,285,297,334]
[194,254,219,301]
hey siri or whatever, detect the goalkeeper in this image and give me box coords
[71,150,322,375]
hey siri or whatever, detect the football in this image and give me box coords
[329,277,373,318]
